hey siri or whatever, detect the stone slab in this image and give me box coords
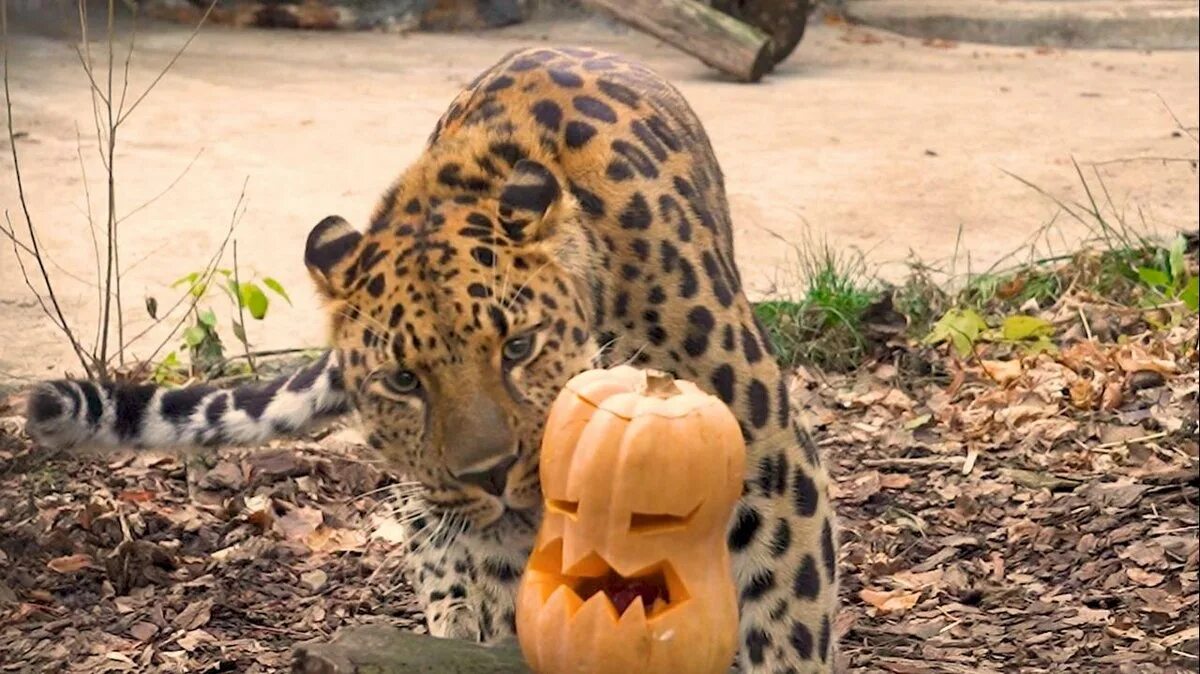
[842,0,1200,49]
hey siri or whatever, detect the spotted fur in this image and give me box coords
[26,46,838,672]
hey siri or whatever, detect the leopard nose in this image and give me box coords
[457,456,517,497]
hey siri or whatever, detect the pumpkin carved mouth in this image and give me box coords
[527,538,691,620]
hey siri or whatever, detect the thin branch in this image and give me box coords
[124,177,250,380]
[117,0,218,126]
[76,123,105,356]
[1155,92,1198,144]
[117,147,204,224]
[2,3,94,378]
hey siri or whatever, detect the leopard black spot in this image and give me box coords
[489,305,508,335]
[711,364,735,404]
[678,257,699,298]
[606,160,634,181]
[742,325,763,364]
[646,115,681,151]
[728,505,761,551]
[489,142,527,167]
[683,305,715,357]
[618,193,652,230]
[508,57,540,72]
[547,68,583,87]
[573,95,617,123]
[748,379,770,428]
[485,75,515,92]
[404,197,421,214]
[793,554,821,600]
[366,274,386,298]
[770,519,792,556]
[701,251,734,306]
[745,628,771,666]
[482,557,520,582]
[792,467,818,518]
[612,139,658,179]
[613,291,630,318]
[821,519,837,580]
[647,285,666,304]
[757,451,787,496]
[471,246,497,268]
[569,183,605,217]
[647,325,667,345]
[790,621,814,660]
[777,378,790,428]
[658,194,691,242]
[741,569,775,602]
[564,120,596,149]
[819,614,832,662]
[467,283,491,298]
[631,119,668,161]
[388,304,405,327]
[596,79,640,108]
[531,100,562,131]
[572,327,587,345]
[722,324,735,351]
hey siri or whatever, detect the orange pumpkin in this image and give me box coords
[516,366,745,674]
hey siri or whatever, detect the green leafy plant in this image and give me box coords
[153,262,292,382]
[924,309,1055,358]
[1136,235,1199,312]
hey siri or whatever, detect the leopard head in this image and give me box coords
[305,160,596,531]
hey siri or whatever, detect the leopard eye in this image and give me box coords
[385,369,421,395]
[502,335,535,364]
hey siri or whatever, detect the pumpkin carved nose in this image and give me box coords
[457,456,517,497]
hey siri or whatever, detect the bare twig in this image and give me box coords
[117,147,204,224]
[125,177,249,380]
[2,2,94,378]
[117,0,218,125]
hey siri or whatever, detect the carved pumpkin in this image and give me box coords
[516,366,745,674]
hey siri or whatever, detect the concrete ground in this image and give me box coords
[842,0,1200,49]
[1,12,1197,382]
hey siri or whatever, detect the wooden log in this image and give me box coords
[583,0,774,83]
[292,626,530,674]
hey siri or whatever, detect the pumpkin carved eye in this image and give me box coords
[546,498,578,518]
[628,503,702,534]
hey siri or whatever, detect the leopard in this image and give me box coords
[24,46,838,672]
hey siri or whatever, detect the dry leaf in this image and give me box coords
[274,506,324,541]
[1126,567,1165,587]
[47,554,94,574]
[860,587,922,615]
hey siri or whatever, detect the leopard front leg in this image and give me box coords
[401,517,534,644]
[729,422,839,673]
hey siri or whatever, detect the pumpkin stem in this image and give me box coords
[640,369,681,398]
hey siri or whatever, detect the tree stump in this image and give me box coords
[709,0,811,68]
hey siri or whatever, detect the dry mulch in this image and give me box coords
[1,319,1197,672]
[814,317,1199,673]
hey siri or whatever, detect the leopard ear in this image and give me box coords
[498,159,563,243]
[305,215,362,300]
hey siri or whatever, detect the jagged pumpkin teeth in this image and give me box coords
[517,367,746,674]
[649,597,669,618]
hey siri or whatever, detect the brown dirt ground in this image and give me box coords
[1,306,1197,673]
[1,12,1197,384]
